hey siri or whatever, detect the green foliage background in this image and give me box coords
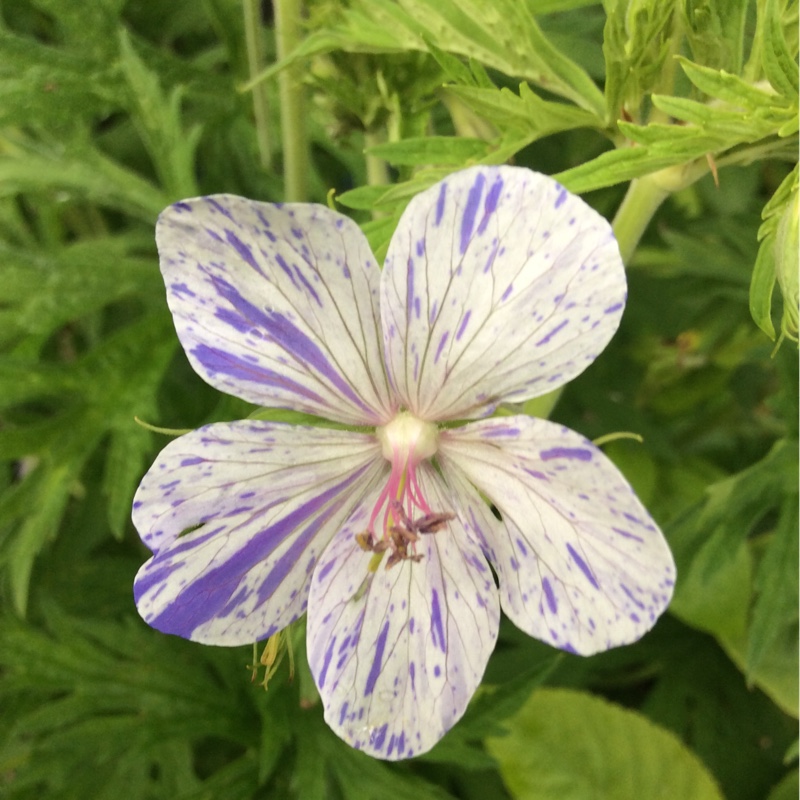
[0,0,797,797]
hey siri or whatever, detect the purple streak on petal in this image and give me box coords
[620,583,646,609]
[612,526,644,542]
[134,562,182,600]
[317,558,336,582]
[409,661,416,692]
[207,197,235,221]
[501,283,514,301]
[339,702,349,726]
[215,306,254,334]
[205,227,223,243]
[429,300,438,324]
[434,331,449,364]
[430,589,446,653]
[143,466,371,638]
[566,543,600,589]
[225,229,263,274]
[406,257,415,319]
[605,302,623,314]
[554,187,568,208]
[180,457,204,466]
[535,319,568,346]
[274,254,298,287]
[318,635,336,689]
[193,344,326,404]
[173,202,192,212]
[169,526,227,557]
[482,426,520,437]
[435,182,447,226]
[460,172,486,254]
[542,577,558,613]
[416,239,425,257]
[455,311,471,341]
[207,277,372,413]
[483,240,500,274]
[540,447,593,462]
[477,175,503,235]
[370,724,388,751]
[171,282,196,297]
[365,619,390,696]
[293,264,322,306]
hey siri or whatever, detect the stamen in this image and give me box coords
[354,413,456,569]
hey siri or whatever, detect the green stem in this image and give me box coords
[612,159,711,264]
[611,174,671,265]
[243,0,272,170]
[364,131,390,188]
[274,0,308,201]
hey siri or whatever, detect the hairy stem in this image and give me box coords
[274,0,308,201]
[243,0,272,169]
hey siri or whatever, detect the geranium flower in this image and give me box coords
[132,165,675,760]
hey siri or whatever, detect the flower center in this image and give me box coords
[356,412,454,569]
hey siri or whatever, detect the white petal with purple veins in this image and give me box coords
[438,417,675,655]
[380,166,626,421]
[307,467,499,760]
[132,421,386,645]
[158,196,393,425]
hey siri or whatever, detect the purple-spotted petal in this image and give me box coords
[307,467,499,760]
[380,165,626,421]
[132,421,386,645]
[438,416,675,655]
[158,196,393,425]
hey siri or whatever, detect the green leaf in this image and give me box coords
[395,0,605,114]
[445,82,601,139]
[682,0,749,73]
[117,30,201,199]
[0,236,159,350]
[252,0,605,115]
[365,136,491,166]
[486,688,724,800]
[761,0,800,99]
[767,770,800,800]
[677,56,791,109]
[0,148,168,221]
[603,0,680,122]
[747,497,800,679]
[750,165,798,340]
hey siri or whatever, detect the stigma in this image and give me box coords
[356,412,453,568]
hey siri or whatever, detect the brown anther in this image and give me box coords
[355,530,388,553]
[381,504,456,569]
[355,531,373,551]
[414,512,456,534]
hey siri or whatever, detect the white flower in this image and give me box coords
[132,165,675,760]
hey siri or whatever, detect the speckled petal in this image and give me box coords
[306,467,499,760]
[380,165,625,421]
[158,195,393,425]
[132,421,386,645]
[438,416,675,655]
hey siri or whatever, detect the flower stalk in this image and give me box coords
[274,0,308,201]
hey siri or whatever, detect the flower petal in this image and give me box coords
[438,417,675,655]
[306,467,499,760]
[380,166,625,420]
[158,195,393,425]
[132,421,386,645]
